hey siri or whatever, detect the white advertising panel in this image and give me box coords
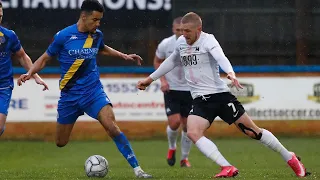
[7,77,320,122]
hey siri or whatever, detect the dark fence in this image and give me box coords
[3,0,319,66]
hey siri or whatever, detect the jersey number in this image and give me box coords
[181,55,198,66]
[228,103,236,112]
[228,102,239,117]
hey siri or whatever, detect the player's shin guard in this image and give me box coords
[181,131,192,160]
[259,129,292,162]
[0,125,5,136]
[113,132,139,168]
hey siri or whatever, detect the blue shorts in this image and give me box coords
[57,86,111,124]
[0,88,12,115]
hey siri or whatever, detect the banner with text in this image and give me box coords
[7,77,320,122]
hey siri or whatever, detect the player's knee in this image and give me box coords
[168,116,181,130]
[186,131,201,143]
[168,120,180,130]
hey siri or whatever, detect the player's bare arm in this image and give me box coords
[99,45,142,65]
[137,77,154,90]
[153,56,169,92]
[226,72,242,90]
[14,48,49,90]
[17,52,52,88]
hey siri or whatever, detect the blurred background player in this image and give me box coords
[137,12,310,178]
[17,0,152,178]
[154,17,193,167]
[0,2,48,137]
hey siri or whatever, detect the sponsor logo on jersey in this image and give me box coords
[68,48,99,59]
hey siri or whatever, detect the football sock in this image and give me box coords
[113,132,139,168]
[167,125,178,149]
[133,166,143,175]
[195,136,231,166]
[181,131,192,160]
[260,129,292,162]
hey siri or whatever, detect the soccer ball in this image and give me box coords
[84,155,109,177]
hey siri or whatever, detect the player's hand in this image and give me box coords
[33,76,49,91]
[137,77,154,90]
[160,80,170,93]
[123,54,143,65]
[227,72,243,91]
[17,73,32,86]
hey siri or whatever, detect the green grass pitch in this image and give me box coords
[0,138,319,180]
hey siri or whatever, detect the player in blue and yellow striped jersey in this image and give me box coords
[0,1,48,137]
[18,0,152,178]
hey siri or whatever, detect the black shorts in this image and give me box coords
[164,90,193,118]
[190,92,245,125]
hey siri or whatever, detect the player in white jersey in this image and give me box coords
[138,12,310,178]
[154,17,193,168]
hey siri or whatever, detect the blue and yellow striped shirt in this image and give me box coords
[0,26,22,88]
[47,24,105,94]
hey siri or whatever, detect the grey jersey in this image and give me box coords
[155,35,189,91]
[175,32,231,99]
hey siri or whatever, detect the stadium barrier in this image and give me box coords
[2,66,320,140]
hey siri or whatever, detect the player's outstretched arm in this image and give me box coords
[99,45,142,65]
[150,51,179,81]
[17,52,52,88]
[14,48,49,90]
[137,76,154,90]
[137,51,179,91]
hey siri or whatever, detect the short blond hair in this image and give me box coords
[173,16,182,25]
[181,12,202,27]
